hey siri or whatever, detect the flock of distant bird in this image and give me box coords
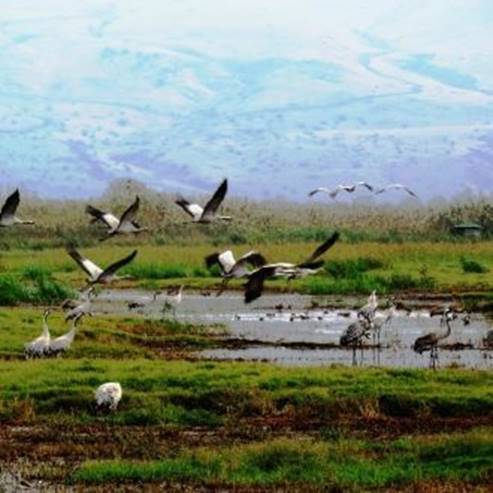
[308,181,418,200]
[0,178,474,409]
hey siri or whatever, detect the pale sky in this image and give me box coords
[1,1,492,199]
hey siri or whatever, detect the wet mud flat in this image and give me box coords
[2,414,492,492]
[91,290,493,369]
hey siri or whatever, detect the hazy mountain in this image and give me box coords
[0,1,492,200]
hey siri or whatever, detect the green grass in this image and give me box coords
[461,256,490,274]
[0,273,73,306]
[0,241,492,298]
[0,359,491,426]
[0,308,225,360]
[72,430,493,488]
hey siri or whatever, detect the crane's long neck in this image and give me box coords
[438,318,452,341]
[42,315,50,337]
[68,317,81,337]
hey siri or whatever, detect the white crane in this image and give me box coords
[0,189,35,227]
[95,382,122,411]
[66,246,137,286]
[159,285,184,316]
[48,312,85,356]
[244,232,339,303]
[175,179,231,223]
[374,184,418,198]
[205,250,267,295]
[371,302,397,347]
[86,196,148,240]
[308,182,373,199]
[24,310,51,358]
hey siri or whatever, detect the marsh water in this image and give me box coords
[90,290,492,369]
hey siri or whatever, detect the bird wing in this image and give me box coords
[376,184,417,198]
[102,250,138,277]
[217,250,236,273]
[201,179,228,220]
[308,187,331,197]
[356,181,373,192]
[0,189,20,219]
[85,205,120,229]
[413,333,436,351]
[403,186,418,198]
[302,232,340,264]
[295,260,325,270]
[175,195,203,220]
[244,266,277,303]
[205,252,221,270]
[66,246,103,279]
[236,251,268,269]
[118,196,140,228]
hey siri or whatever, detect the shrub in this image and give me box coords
[460,257,489,274]
[325,257,384,279]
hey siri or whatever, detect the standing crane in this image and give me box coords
[48,312,85,356]
[340,313,373,366]
[24,310,51,358]
[413,309,455,369]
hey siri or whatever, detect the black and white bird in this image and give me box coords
[175,179,231,223]
[243,232,340,303]
[86,196,147,239]
[413,309,455,369]
[308,182,373,199]
[0,189,35,227]
[66,246,137,286]
[374,184,418,198]
[63,287,96,320]
[205,250,267,295]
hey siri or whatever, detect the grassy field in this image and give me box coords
[0,310,492,490]
[0,347,492,490]
[0,236,492,490]
[0,241,492,304]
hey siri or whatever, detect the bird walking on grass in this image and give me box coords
[95,382,122,412]
[175,179,231,223]
[66,246,137,286]
[0,189,35,227]
[243,232,339,303]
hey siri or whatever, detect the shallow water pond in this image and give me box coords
[91,290,492,369]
